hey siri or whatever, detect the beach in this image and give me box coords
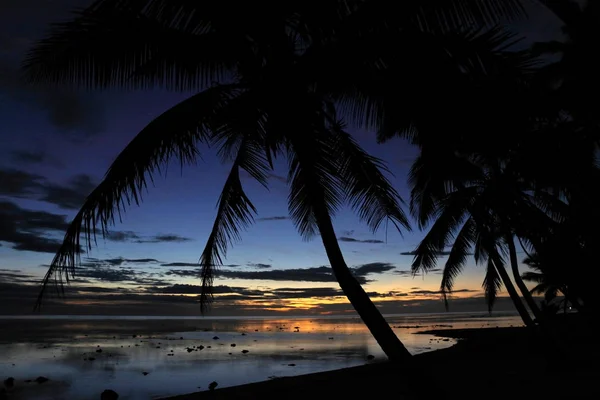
[169,322,600,400]
[0,313,522,399]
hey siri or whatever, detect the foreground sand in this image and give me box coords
[165,326,600,400]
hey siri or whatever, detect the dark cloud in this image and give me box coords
[0,200,77,253]
[0,168,45,198]
[0,270,511,316]
[166,266,345,283]
[82,257,160,267]
[0,65,106,139]
[105,231,141,242]
[353,262,396,275]
[166,262,394,284]
[0,168,96,210]
[40,174,96,210]
[10,149,61,167]
[272,287,342,298]
[400,250,452,256]
[106,231,193,244]
[401,250,474,256]
[159,262,240,268]
[339,237,384,244]
[141,234,192,243]
[340,230,355,236]
[256,216,288,221]
[409,288,477,296]
[247,263,272,269]
[145,284,263,296]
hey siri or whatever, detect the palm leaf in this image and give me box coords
[440,217,476,308]
[483,257,503,313]
[35,86,233,309]
[411,187,477,273]
[23,3,240,90]
[331,124,410,233]
[285,117,344,240]
[198,135,269,311]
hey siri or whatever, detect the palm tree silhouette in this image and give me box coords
[405,153,542,326]
[536,0,600,129]
[522,254,576,314]
[23,0,531,361]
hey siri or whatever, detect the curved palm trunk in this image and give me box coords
[313,205,412,361]
[493,260,535,327]
[506,235,542,321]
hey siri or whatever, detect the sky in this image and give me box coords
[0,0,563,316]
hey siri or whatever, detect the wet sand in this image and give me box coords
[166,325,600,400]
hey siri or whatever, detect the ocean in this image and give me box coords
[0,312,522,400]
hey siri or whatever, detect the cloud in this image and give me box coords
[271,287,343,298]
[159,262,240,268]
[0,168,96,209]
[0,62,105,139]
[340,230,355,236]
[353,262,396,275]
[39,174,96,210]
[10,149,61,167]
[247,263,272,269]
[256,216,288,221]
[400,250,474,256]
[166,266,345,283]
[339,237,384,244]
[141,234,192,243]
[409,288,477,296]
[82,257,160,267]
[165,262,394,284]
[0,168,45,198]
[0,200,78,253]
[400,250,452,256]
[0,276,515,317]
[106,231,193,244]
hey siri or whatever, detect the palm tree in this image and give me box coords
[23,0,531,362]
[535,0,600,130]
[405,154,537,326]
[522,254,577,314]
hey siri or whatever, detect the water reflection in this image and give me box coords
[0,313,521,400]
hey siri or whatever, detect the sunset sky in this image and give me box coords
[0,0,562,316]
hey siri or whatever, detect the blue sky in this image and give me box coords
[0,0,562,316]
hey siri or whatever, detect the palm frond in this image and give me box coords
[198,135,269,311]
[408,152,481,227]
[411,188,476,273]
[23,2,239,90]
[522,271,544,284]
[408,0,527,32]
[483,257,503,313]
[331,125,410,233]
[35,86,233,309]
[440,217,475,308]
[286,122,344,240]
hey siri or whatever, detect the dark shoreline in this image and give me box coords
[164,326,600,400]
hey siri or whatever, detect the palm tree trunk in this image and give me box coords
[313,204,412,361]
[493,259,535,327]
[506,235,542,321]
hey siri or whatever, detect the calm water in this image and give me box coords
[0,313,522,400]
